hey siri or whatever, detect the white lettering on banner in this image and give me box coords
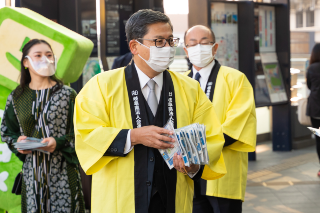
[168,92,174,123]
[206,82,213,99]
[132,90,141,127]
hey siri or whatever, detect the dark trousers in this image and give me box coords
[193,195,242,213]
[311,117,320,162]
[148,192,166,213]
[80,166,91,210]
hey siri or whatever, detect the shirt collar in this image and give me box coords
[192,59,215,81]
[135,64,163,90]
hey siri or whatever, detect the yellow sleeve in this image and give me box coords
[74,76,123,175]
[193,84,226,180]
[223,74,256,152]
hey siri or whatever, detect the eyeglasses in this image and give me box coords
[185,41,215,48]
[137,38,180,48]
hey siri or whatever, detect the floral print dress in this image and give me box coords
[1,84,85,213]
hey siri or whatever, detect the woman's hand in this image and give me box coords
[17,136,32,154]
[39,137,57,153]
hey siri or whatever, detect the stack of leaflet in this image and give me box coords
[14,137,49,154]
[159,120,209,169]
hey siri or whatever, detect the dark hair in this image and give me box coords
[184,25,216,45]
[125,9,173,45]
[310,43,320,65]
[16,39,63,97]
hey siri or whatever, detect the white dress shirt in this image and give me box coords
[192,59,215,92]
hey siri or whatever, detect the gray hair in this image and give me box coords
[125,9,173,45]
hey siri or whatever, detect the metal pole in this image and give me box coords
[96,0,108,72]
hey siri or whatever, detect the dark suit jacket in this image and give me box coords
[307,62,320,117]
[111,52,133,69]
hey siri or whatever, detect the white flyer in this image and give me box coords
[308,127,320,137]
[158,120,181,169]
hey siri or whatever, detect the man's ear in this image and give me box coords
[213,43,219,56]
[183,47,189,57]
[129,40,139,55]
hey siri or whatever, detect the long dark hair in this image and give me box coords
[310,43,320,65]
[16,39,63,97]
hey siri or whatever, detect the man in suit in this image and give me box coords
[74,11,226,213]
[184,25,256,213]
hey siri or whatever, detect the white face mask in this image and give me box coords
[136,40,176,73]
[25,55,56,76]
[187,43,216,68]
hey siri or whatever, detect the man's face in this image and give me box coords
[184,26,218,58]
[136,22,173,61]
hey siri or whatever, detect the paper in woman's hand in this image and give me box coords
[14,137,49,154]
[308,127,320,137]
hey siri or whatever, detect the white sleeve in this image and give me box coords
[124,129,134,154]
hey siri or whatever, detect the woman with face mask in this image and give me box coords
[1,39,85,213]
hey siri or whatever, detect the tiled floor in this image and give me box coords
[244,142,320,213]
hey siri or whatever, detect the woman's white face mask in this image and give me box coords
[187,43,217,68]
[25,55,56,77]
[136,40,176,73]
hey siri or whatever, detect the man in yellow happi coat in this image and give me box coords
[184,25,256,213]
[74,10,226,213]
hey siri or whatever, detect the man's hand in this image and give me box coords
[39,137,57,153]
[173,153,200,175]
[17,136,32,154]
[131,126,175,149]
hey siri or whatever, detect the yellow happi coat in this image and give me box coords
[74,67,226,213]
[186,65,256,201]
